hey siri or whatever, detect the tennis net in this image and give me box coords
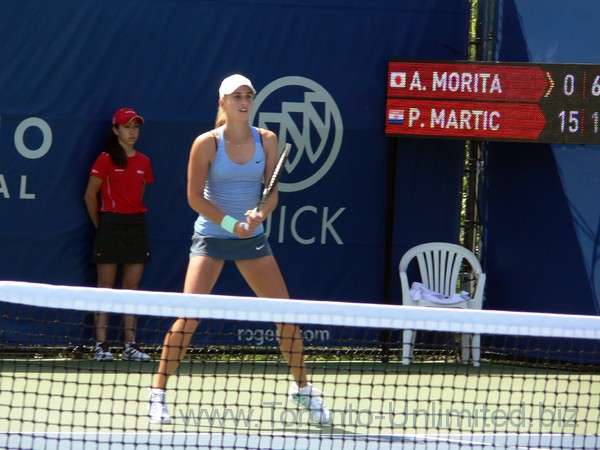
[0,280,598,449]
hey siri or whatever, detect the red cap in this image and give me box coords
[112,108,145,126]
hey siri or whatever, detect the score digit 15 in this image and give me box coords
[559,110,580,133]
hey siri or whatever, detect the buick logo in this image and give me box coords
[251,76,343,193]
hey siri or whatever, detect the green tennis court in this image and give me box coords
[1,358,598,449]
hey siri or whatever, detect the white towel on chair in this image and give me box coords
[409,282,470,304]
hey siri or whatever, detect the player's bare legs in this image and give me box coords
[150,254,329,425]
[152,256,224,390]
[236,255,308,387]
[94,263,118,343]
[95,263,149,361]
[121,263,144,343]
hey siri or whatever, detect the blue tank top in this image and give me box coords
[194,126,266,238]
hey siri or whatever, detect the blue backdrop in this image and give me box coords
[0,0,469,346]
[481,0,600,316]
[4,0,598,350]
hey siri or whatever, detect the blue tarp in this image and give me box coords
[0,0,468,345]
[3,0,598,350]
[483,0,600,316]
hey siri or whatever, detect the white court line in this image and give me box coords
[0,432,598,450]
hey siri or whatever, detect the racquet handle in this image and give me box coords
[241,208,258,230]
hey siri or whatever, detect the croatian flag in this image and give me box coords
[388,109,404,125]
[390,72,406,88]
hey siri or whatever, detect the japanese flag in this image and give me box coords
[390,72,406,88]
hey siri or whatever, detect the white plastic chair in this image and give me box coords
[399,242,486,366]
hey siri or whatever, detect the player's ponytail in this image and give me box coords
[106,128,128,167]
[215,106,226,128]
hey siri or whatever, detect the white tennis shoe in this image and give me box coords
[148,388,172,424]
[288,382,332,425]
[93,342,113,361]
[122,343,151,361]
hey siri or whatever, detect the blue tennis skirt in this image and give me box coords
[189,232,272,260]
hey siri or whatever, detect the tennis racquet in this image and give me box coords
[255,142,291,213]
[243,143,291,229]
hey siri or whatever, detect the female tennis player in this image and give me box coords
[148,75,331,426]
[84,107,153,363]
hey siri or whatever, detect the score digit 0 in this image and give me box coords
[563,74,575,97]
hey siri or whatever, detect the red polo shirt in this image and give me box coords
[90,151,154,214]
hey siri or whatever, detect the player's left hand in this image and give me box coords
[244,209,264,229]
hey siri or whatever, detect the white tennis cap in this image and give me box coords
[219,74,256,98]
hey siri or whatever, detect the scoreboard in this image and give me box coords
[385,60,600,144]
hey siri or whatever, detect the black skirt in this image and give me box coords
[91,213,150,264]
